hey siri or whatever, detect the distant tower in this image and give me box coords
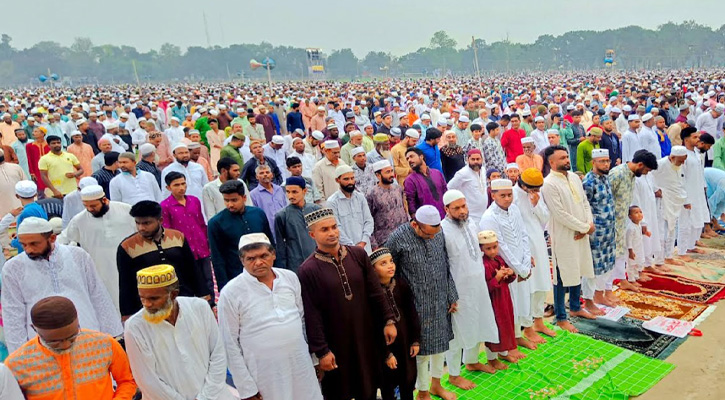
[306,48,325,80]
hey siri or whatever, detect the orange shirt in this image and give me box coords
[67,142,94,178]
[516,153,544,172]
[6,330,137,400]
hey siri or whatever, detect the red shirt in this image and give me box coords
[500,128,525,163]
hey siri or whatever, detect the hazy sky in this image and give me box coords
[4,0,722,57]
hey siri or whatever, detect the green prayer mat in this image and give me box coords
[700,236,725,250]
[440,329,673,399]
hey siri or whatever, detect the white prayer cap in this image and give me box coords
[546,128,560,135]
[237,107,246,113]
[350,147,366,157]
[17,217,53,235]
[317,106,325,111]
[139,143,156,156]
[566,105,575,111]
[437,118,447,126]
[78,176,98,190]
[415,205,441,226]
[478,230,498,244]
[490,178,514,190]
[591,149,609,159]
[75,119,87,127]
[505,162,519,171]
[715,104,725,114]
[651,107,659,114]
[324,140,339,149]
[80,185,105,201]
[405,129,420,139]
[628,114,641,121]
[522,110,532,117]
[209,110,219,116]
[421,114,431,120]
[238,232,271,250]
[671,145,687,156]
[271,135,285,145]
[443,189,466,206]
[15,180,37,198]
[508,100,516,106]
[199,107,208,113]
[641,113,653,122]
[49,217,63,235]
[335,164,354,178]
[349,130,362,137]
[188,142,202,150]
[219,105,227,110]
[292,137,304,145]
[170,117,180,123]
[534,116,545,122]
[372,160,391,172]
[622,105,633,112]
[172,143,188,153]
[27,117,35,122]
[390,127,402,137]
[70,130,82,137]
[441,112,451,119]
[610,107,621,113]
[521,137,534,144]
[311,130,325,140]
[458,115,470,123]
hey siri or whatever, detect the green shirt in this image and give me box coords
[576,140,600,173]
[220,144,244,166]
[713,137,725,171]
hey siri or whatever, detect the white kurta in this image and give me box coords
[447,166,488,225]
[57,201,137,311]
[61,189,85,228]
[541,170,595,286]
[682,148,710,227]
[0,163,25,217]
[652,157,687,224]
[479,203,532,318]
[639,126,661,158]
[621,130,641,163]
[0,244,123,352]
[161,161,209,201]
[441,218,498,349]
[0,363,23,400]
[632,175,661,264]
[513,185,552,293]
[217,268,322,400]
[125,297,235,400]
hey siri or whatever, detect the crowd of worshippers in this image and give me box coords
[0,74,723,399]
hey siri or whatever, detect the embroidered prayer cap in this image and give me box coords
[370,247,392,265]
[415,205,441,226]
[15,180,37,198]
[335,165,354,178]
[80,184,105,201]
[311,130,325,140]
[373,160,391,172]
[285,176,306,189]
[75,118,87,127]
[458,115,470,123]
[534,116,545,122]
[477,230,498,244]
[623,105,633,112]
[271,135,285,145]
[18,217,53,235]
[31,296,77,329]
[238,233,271,250]
[78,176,98,190]
[390,128,402,137]
[326,123,338,130]
[641,113,654,122]
[323,140,339,149]
[172,143,188,153]
[305,207,336,227]
[505,162,520,171]
[670,145,687,156]
[467,148,482,158]
[349,130,362,137]
[589,127,603,137]
[490,178,513,190]
[610,107,621,113]
[627,114,640,121]
[520,168,544,187]
[420,114,431,120]
[521,137,534,144]
[351,147,366,157]
[373,133,390,143]
[405,129,420,139]
[437,118,447,126]
[136,264,178,289]
[139,143,156,156]
[591,149,609,159]
[443,189,466,206]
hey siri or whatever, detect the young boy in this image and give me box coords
[479,230,519,369]
[505,163,521,185]
[371,247,420,400]
[626,205,649,288]
[483,121,506,173]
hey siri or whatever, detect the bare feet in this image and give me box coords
[499,353,519,364]
[584,299,605,316]
[448,375,476,390]
[688,248,706,254]
[677,255,694,263]
[533,318,557,337]
[516,337,537,350]
[417,391,434,400]
[654,264,672,272]
[605,291,622,305]
[666,257,686,265]
[490,358,509,370]
[618,280,640,292]
[571,309,597,320]
[556,320,579,333]
[523,327,547,344]
[466,362,497,374]
[429,379,457,400]
[638,273,653,282]
[594,292,618,308]
[509,348,527,360]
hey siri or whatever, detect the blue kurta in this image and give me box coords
[582,171,616,274]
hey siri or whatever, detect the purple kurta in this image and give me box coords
[403,168,448,218]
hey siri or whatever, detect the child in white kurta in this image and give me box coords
[626,206,646,284]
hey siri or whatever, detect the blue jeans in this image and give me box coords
[553,266,581,322]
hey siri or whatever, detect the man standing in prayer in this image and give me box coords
[621,114,642,162]
[652,146,689,265]
[386,205,458,400]
[125,265,233,400]
[274,176,320,271]
[11,127,29,177]
[161,143,209,200]
[298,208,396,400]
[447,149,488,225]
[313,140,347,201]
[202,157,252,220]
[0,148,25,217]
[516,137,544,172]
[416,128,444,174]
[110,152,162,205]
[5,296,137,399]
[241,140,283,190]
[366,160,409,249]
[39,135,84,198]
[541,146,596,332]
[392,128,419,186]
[57,184,136,311]
[327,165,374,254]
[350,147,377,195]
[441,190,500,383]
[218,233,322,399]
[679,128,710,256]
[249,164,287,239]
[404,147,448,219]
[576,127,602,173]
[67,131,94,178]
[581,149,618,311]
[208,180,274,290]
[2,217,123,352]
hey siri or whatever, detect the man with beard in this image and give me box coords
[2,217,123,352]
[11,127,30,177]
[366,160,408,249]
[581,149,617,312]
[350,147,377,195]
[57,185,136,311]
[440,130,466,181]
[6,296,136,400]
[117,200,211,320]
[298,208,395,400]
[448,149,488,225]
[125,265,233,400]
[404,147,448,219]
[328,165,374,254]
[440,190,500,384]
[392,129,419,186]
[367,133,394,166]
[652,146,689,265]
[109,152,162,206]
[241,140,283,191]
[161,143,209,201]
[679,129,713,256]
[39,135,84,198]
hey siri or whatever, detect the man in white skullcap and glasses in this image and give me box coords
[312,139,347,201]
[1,217,122,352]
[160,143,209,201]
[219,233,323,400]
[327,165,374,254]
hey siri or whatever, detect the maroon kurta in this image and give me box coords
[255,113,276,142]
[483,255,517,353]
[298,245,395,400]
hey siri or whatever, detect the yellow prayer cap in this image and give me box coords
[373,133,390,143]
[478,230,498,244]
[520,168,544,188]
[38,126,47,134]
[589,127,603,137]
[137,264,178,289]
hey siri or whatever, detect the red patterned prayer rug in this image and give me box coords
[613,290,711,322]
[637,273,725,304]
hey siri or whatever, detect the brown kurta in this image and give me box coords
[298,245,395,400]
